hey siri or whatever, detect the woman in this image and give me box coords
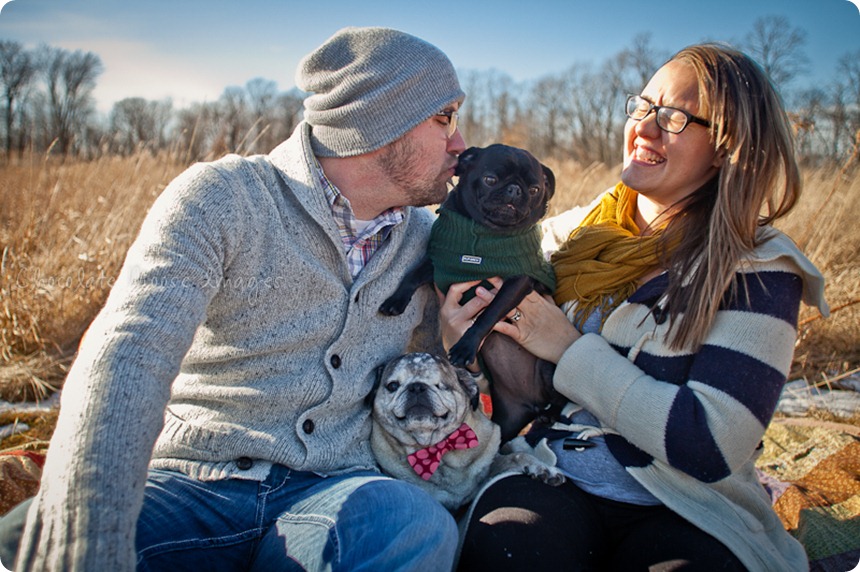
[443,44,828,571]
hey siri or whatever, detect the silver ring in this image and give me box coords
[510,309,523,323]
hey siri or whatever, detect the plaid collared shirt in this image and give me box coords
[316,161,405,278]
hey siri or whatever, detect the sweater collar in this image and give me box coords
[269,123,414,226]
[436,206,542,240]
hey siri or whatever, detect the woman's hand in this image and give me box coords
[437,278,503,371]
[492,290,581,364]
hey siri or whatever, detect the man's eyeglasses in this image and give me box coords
[436,110,459,138]
[625,94,710,134]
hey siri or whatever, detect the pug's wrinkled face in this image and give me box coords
[372,353,478,449]
[453,144,556,232]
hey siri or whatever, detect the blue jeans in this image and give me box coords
[0,466,458,571]
[138,465,457,571]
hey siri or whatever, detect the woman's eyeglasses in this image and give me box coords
[625,94,710,134]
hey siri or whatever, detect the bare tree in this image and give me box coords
[838,50,860,106]
[487,71,522,145]
[791,88,827,162]
[13,24,851,165]
[823,84,851,160]
[109,97,173,155]
[478,69,519,145]
[246,77,277,118]
[265,88,304,151]
[215,85,250,154]
[789,50,860,163]
[40,45,103,155]
[15,90,48,153]
[526,74,569,159]
[520,33,666,165]
[836,49,860,154]
[174,84,297,161]
[742,15,809,90]
[175,101,223,162]
[458,69,490,146]
[493,82,519,145]
[241,77,278,153]
[618,33,668,91]
[0,40,36,157]
[560,60,625,165]
[456,68,521,147]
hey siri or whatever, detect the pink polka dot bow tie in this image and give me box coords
[407,423,479,480]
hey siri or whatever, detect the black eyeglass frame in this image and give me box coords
[435,110,459,138]
[625,94,710,134]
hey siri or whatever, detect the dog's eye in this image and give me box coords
[482,175,497,186]
[529,185,540,195]
[385,381,400,392]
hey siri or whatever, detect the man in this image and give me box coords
[8,26,466,570]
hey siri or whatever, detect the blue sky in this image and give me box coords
[1,0,858,114]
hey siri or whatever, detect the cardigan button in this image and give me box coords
[330,354,342,369]
[302,419,315,434]
[236,457,254,470]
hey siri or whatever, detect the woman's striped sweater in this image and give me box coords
[551,226,828,572]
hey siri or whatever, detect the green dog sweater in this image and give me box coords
[428,208,556,297]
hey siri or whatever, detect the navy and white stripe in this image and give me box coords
[557,261,803,484]
[643,270,798,481]
[544,219,826,571]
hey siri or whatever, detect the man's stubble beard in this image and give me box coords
[375,136,451,208]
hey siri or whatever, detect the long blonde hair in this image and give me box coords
[660,43,801,350]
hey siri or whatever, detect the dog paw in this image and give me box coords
[378,295,409,316]
[523,463,566,487]
[448,339,479,367]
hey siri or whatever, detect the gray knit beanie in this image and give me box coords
[296,27,465,157]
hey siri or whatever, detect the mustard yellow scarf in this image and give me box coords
[551,182,665,327]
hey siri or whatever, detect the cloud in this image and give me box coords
[55,39,228,112]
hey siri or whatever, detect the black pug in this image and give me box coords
[379,144,563,442]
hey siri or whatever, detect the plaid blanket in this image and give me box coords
[757,418,860,572]
[0,451,45,516]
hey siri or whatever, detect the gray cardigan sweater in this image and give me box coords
[16,123,442,571]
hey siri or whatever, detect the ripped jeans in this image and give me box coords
[0,465,458,572]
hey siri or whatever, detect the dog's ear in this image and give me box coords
[454,147,482,177]
[541,164,556,200]
[454,366,482,411]
[364,363,387,407]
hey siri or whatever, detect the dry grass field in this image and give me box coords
[0,150,858,427]
[1,153,187,401]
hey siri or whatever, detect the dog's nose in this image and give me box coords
[505,184,522,200]
[407,383,428,394]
